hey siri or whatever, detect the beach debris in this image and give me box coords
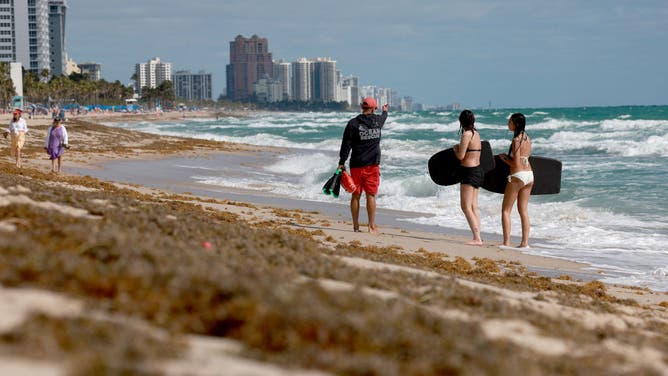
[202,241,213,250]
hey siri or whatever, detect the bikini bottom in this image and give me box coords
[508,170,534,186]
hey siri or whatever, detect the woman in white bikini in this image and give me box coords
[499,113,533,248]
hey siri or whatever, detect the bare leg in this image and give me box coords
[460,184,482,245]
[366,193,378,234]
[517,183,533,247]
[57,156,62,174]
[51,159,56,173]
[15,148,20,168]
[351,193,361,232]
[501,179,522,246]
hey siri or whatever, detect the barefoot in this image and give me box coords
[368,226,379,235]
[465,240,483,246]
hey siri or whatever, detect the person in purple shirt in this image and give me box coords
[44,117,69,174]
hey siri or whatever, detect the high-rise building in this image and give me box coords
[401,96,414,112]
[135,57,172,95]
[272,60,291,101]
[311,57,337,103]
[79,62,101,81]
[173,70,213,101]
[341,75,359,107]
[0,0,50,75]
[252,74,282,103]
[28,0,50,74]
[226,34,273,101]
[48,0,67,76]
[291,58,311,101]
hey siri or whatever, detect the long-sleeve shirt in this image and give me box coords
[338,111,388,168]
[8,118,28,134]
[44,125,68,147]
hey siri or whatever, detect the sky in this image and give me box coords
[66,0,668,108]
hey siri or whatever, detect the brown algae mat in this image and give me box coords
[1,152,668,373]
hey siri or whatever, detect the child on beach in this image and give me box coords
[44,117,69,174]
[452,110,484,245]
[338,97,389,234]
[4,109,29,169]
[499,113,534,248]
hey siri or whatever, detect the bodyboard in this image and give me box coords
[428,141,494,186]
[481,155,562,195]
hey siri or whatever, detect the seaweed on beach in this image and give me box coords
[0,313,176,375]
[1,145,668,375]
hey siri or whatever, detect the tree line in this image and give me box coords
[0,62,353,112]
[0,63,177,109]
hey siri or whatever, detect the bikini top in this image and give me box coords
[509,132,530,165]
[464,129,481,152]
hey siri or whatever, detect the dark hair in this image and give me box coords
[459,110,475,134]
[508,113,527,155]
[510,113,526,138]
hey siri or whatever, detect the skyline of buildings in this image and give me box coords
[0,5,416,109]
[224,34,420,110]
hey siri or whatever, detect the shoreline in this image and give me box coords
[9,113,657,290]
[2,112,667,374]
[72,152,593,278]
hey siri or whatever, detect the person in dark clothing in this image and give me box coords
[453,110,483,245]
[338,97,389,234]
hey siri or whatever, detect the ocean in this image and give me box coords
[107,106,668,291]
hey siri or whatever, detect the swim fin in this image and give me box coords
[331,171,342,198]
[322,168,342,196]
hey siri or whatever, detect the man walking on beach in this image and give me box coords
[338,97,389,234]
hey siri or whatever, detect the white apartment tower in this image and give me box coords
[48,0,67,76]
[173,70,213,101]
[272,60,290,101]
[291,58,311,101]
[135,57,172,95]
[0,0,50,74]
[311,57,337,103]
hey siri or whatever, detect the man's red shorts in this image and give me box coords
[350,164,380,195]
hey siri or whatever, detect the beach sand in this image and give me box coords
[1,112,667,375]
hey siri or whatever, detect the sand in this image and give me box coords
[1,111,667,375]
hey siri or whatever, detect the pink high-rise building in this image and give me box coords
[226,34,273,101]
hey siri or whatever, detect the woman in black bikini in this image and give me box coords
[453,110,483,245]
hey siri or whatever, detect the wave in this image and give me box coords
[599,119,668,131]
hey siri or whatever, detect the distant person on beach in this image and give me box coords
[338,97,389,234]
[44,117,69,174]
[4,109,29,169]
[452,110,483,245]
[499,113,534,248]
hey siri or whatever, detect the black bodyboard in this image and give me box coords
[428,141,494,186]
[482,155,562,195]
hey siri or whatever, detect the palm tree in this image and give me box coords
[0,62,15,109]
